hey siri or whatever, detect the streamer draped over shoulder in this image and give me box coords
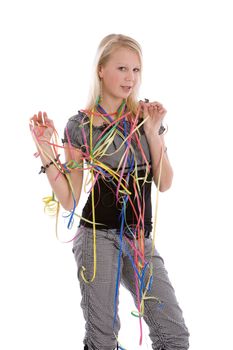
[61,107,165,347]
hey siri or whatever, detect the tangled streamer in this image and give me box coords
[31,99,167,348]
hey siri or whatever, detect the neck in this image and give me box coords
[98,96,125,116]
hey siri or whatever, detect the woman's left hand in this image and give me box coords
[139,100,167,136]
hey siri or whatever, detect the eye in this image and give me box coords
[133,68,140,72]
[118,66,127,71]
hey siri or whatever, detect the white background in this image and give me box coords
[1,0,233,349]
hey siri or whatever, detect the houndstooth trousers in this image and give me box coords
[72,226,190,350]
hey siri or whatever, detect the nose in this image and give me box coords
[125,70,134,82]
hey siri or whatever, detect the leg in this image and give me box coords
[72,226,122,350]
[121,237,190,350]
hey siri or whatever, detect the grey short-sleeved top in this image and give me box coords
[63,110,164,234]
[63,111,161,171]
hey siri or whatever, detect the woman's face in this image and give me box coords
[99,47,141,103]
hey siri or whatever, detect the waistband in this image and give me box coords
[79,224,151,240]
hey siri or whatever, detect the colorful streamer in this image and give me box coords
[31,99,166,348]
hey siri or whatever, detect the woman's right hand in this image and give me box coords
[29,111,55,146]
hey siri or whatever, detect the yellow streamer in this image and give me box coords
[80,107,97,284]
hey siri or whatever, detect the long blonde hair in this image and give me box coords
[86,34,143,115]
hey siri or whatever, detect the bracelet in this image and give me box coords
[159,124,166,135]
[39,154,61,174]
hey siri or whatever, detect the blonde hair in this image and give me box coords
[86,34,143,115]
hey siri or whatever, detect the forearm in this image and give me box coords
[146,132,173,191]
[38,144,75,211]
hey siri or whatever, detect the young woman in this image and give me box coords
[30,34,190,350]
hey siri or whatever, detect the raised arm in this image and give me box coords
[29,111,83,211]
[140,101,173,192]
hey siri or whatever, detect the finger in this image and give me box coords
[139,101,146,115]
[38,111,42,120]
[153,101,162,106]
[29,119,35,129]
[42,112,50,127]
[141,103,149,117]
[159,108,167,117]
[158,106,166,112]
[139,100,149,107]
[30,114,38,122]
[44,116,54,128]
[161,109,167,116]
[29,115,35,123]
[150,102,163,111]
[147,102,156,109]
[43,111,49,123]
[42,113,45,125]
[153,102,162,109]
[43,113,54,129]
[148,104,155,111]
[143,103,150,113]
[34,111,49,127]
[33,111,42,126]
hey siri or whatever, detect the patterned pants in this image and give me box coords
[72,226,190,350]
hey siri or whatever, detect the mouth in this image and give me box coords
[121,86,133,91]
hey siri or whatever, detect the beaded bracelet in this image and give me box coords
[39,154,61,174]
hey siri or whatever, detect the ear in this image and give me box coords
[98,65,104,79]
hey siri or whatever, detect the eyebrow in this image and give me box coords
[117,62,141,68]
